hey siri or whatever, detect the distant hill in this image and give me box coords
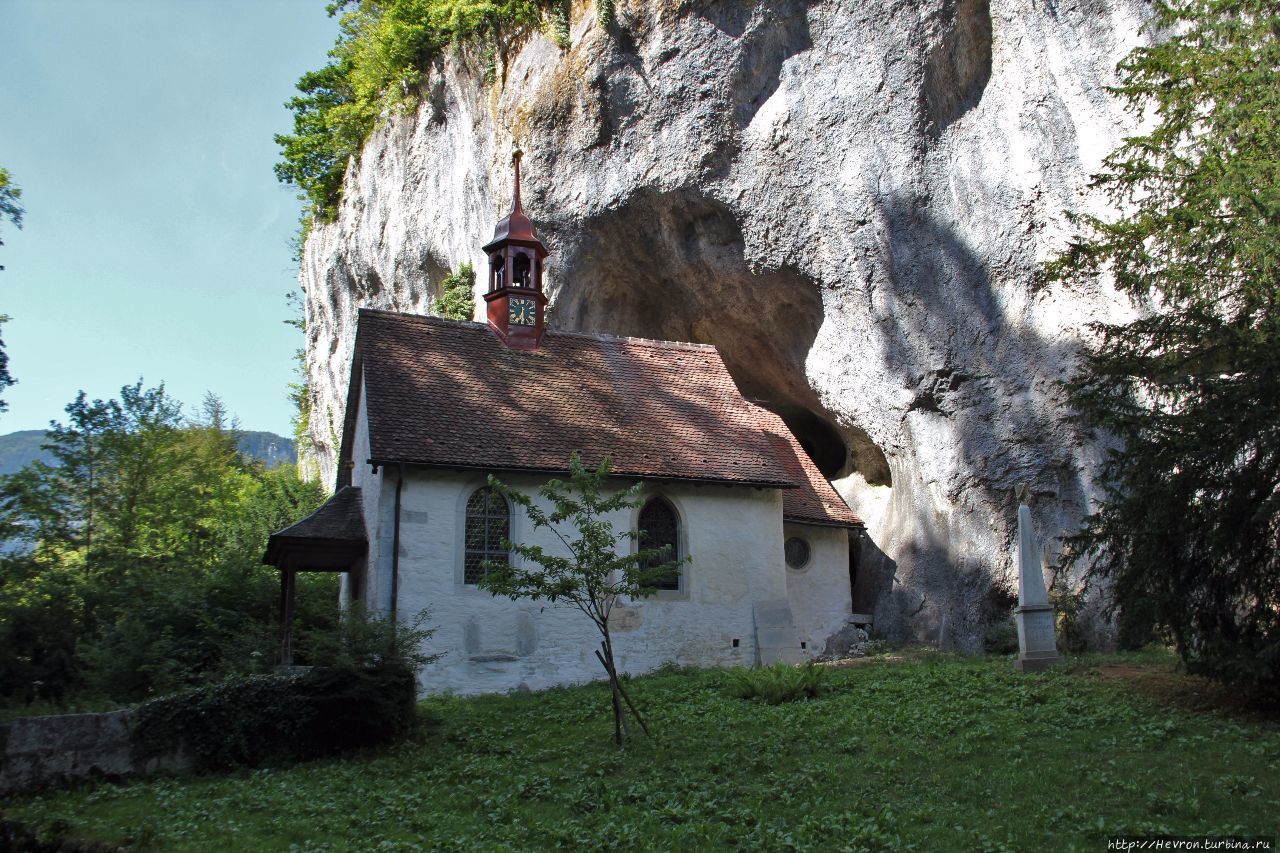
[235,431,297,469]
[0,429,296,476]
[0,430,48,476]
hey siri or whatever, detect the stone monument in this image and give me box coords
[1013,485,1064,673]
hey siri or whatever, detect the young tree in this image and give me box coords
[1047,0,1280,693]
[479,455,685,744]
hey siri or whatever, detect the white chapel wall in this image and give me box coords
[782,522,853,653]
[340,376,384,608]
[392,469,794,695]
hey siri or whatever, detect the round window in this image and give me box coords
[784,537,811,570]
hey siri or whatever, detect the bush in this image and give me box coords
[429,263,475,321]
[133,606,435,769]
[981,582,1019,655]
[299,603,438,673]
[133,662,417,770]
[1048,575,1090,656]
[726,663,827,705]
[983,616,1019,656]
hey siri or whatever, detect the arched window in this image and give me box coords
[465,486,509,584]
[638,498,680,591]
[490,254,505,291]
[512,253,531,288]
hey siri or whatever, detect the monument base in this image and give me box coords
[1013,652,1064,673]
[1013,604,1063,674]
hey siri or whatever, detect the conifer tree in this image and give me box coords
[1047,0,1279,693]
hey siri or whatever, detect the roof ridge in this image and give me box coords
[358,308,486,330]
[545,327,716,351]
[356,307,716,352]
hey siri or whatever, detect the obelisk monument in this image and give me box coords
[1013,485,1064,672]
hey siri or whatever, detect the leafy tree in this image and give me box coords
[1047,0,1280,694]
[479,455,684,744]
[0,554,85,704]
[0,384,332,705]
[274,55,370,224]
[431,262,475,320]
[0,315,14,415]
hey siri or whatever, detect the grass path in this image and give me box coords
[6,652,1279,850]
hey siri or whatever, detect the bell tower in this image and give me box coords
[483,149,549,351]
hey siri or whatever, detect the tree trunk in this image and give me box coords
[595,630,649,744]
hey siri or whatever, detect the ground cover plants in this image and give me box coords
[6,651,1278,850]
[726,660,827,704]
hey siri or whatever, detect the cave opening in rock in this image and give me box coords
[548,188,890,487]
[774,406,846,480]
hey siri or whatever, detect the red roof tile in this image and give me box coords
[340,310,861,527]
[749,406,864,527]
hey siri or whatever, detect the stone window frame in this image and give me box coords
[630,493,690,601]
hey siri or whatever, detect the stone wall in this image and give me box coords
[0,710,188,794]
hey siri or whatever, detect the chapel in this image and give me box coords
[266,154,866,694]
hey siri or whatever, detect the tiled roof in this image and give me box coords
[342,310,862,527]
[750,405,864,528]
[264,486,368,568]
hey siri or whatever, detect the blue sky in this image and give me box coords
[0,0,340,437]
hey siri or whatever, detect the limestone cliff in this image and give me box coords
[300,0,1151,649]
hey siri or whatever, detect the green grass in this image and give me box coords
[5,653,1279,850]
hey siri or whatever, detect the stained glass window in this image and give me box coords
[639,498,680,591]
[465,487,510,584]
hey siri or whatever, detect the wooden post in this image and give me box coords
[280,569,296,666]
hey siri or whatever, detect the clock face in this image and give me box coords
[509,297,536,326]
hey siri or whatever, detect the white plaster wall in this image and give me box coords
[340,378,384,607]
[391,469,792,694]
[782,523,854,654]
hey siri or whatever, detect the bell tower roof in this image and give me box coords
[483,149,548,256]
[482,148,550,351]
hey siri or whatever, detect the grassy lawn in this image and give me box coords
[5,651,1278,850]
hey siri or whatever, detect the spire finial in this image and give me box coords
[511,146,523,214]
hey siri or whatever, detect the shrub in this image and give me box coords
[726,663,827,705]
[299,603,438,673]
[430,263,475,321]
[133,662,416,770]
[133,606,435,770]
[863,638,893,656]
[1049,575,1090,655]
[983,616,1019,656]
[981,581,1019,655]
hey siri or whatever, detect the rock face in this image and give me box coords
[300,0,1150,650]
